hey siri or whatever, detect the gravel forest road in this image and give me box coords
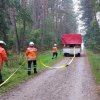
[0,50,99,100]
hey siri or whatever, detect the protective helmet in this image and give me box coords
[29,42,34,46]
[0,40,6,45]
[54,44,57,46]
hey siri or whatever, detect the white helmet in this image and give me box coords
[54,44,57,46]
[29,42,34,46]
[0,40,6,45]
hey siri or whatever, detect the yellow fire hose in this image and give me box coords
[0,61,26,87]
[38,47,76,69]
[0,47,76,87]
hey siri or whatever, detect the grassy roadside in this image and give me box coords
[87,50,100,85]
[0,50,63,93]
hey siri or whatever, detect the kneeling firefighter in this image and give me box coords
[0,41,8,83]
[25,42,38,75]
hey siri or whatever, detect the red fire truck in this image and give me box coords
[62,34,82,57]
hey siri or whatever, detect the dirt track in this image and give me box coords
[0,50,99,100]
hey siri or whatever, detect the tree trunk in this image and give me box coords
[3,30,8,42]
[21,17,26,49]
[13,9,20,53]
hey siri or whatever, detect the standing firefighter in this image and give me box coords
[25,42,37,75]
[52,44,58,59]
[0,41,8,83]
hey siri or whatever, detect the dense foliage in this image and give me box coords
[80,0,100,53]
[0,0,77,52]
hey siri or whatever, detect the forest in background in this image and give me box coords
[0,0,100,53]
[0,0,77,53]
[79,0,100,53]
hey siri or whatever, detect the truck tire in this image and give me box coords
[64,53,69,57]
[64,53,66,57]
[77,53,80,57]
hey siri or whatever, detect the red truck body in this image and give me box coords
[62,34,82,57]
[62,34,82,45]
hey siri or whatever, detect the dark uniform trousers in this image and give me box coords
[52,52,58,59]
[28,60,37,75]
[0,70,3,83]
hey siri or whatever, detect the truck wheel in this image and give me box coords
[64,53,66,57]
[64,53,69,57]
[77,53,80,57]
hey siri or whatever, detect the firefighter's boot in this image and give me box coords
[34,68,37,74]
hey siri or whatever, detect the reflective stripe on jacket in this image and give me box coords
[25,47,37,61]
[0,47,8,70]
[52,47,58,52]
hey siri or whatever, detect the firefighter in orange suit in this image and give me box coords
[0,41,8,83]
[52,44,58,59]
[26,42,37,75]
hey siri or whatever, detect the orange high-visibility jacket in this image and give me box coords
[0,47,8,70]
[26,47,37,61]
[52,47,58,52]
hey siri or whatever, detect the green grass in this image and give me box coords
[0,50,63,93]
[87,50,100,85]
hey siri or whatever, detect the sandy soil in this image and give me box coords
[0,50,99,100]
